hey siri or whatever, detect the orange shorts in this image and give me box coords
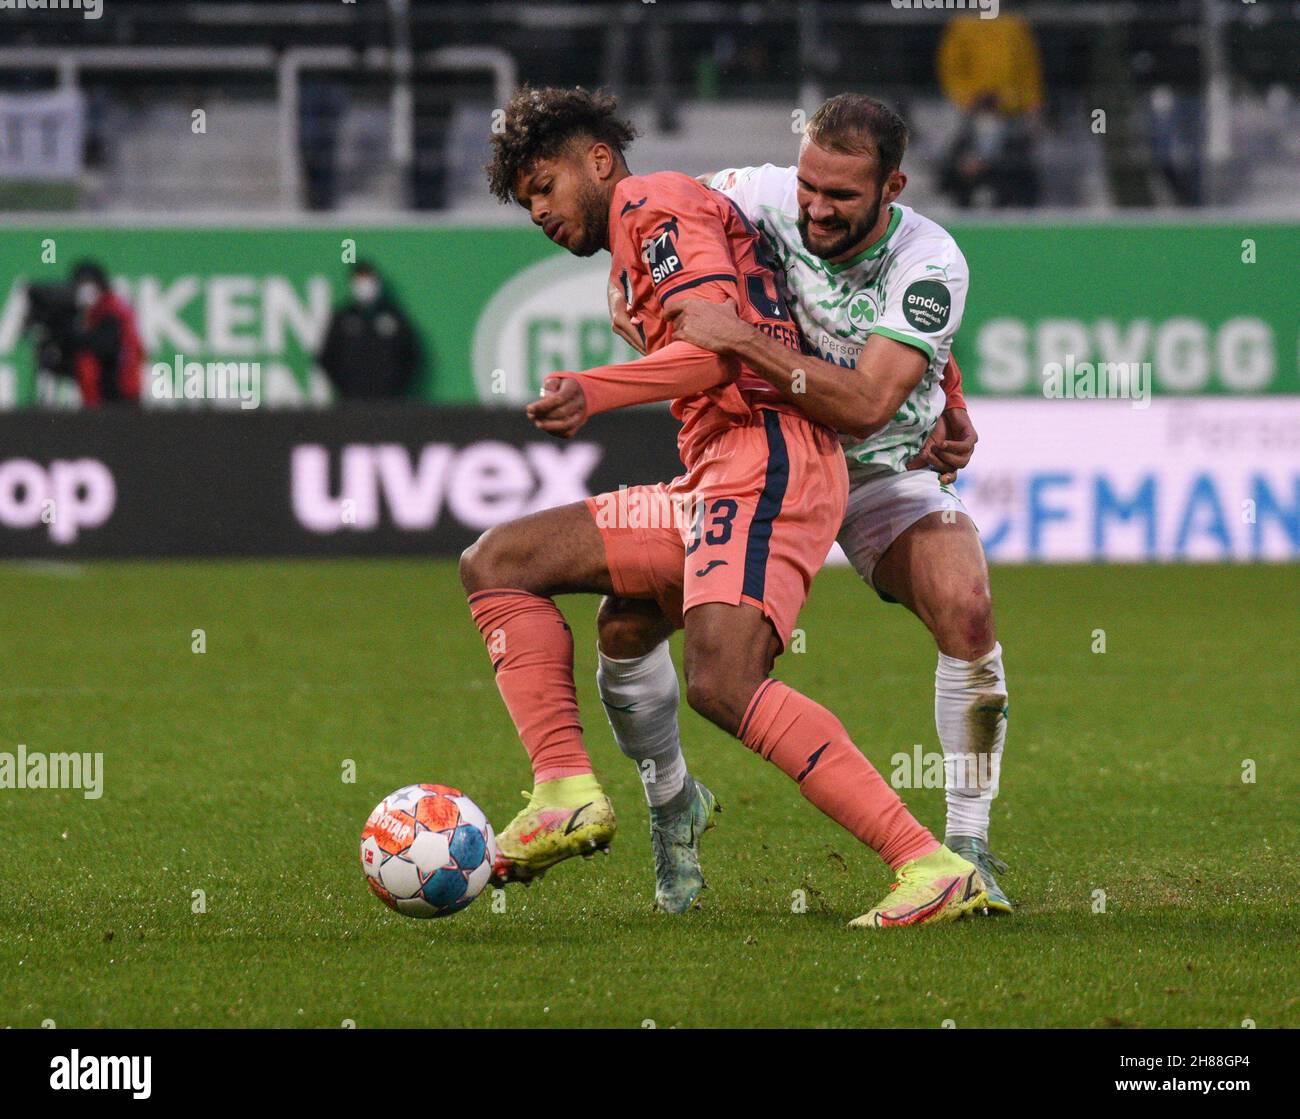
[585,407,848,649]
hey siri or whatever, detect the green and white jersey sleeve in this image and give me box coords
[854,223,969,473]
[710,164,969,474]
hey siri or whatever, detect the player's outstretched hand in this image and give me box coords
[906,406,978,485]
[664,297,749,355]
[526,375,588,439]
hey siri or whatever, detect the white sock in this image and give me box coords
[935,642,1008,843]
[596,641,687,808]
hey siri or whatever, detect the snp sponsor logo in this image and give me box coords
[50,1050,150,1099]
[0,458,115,543]
[292,440,601,533]
[642,217,684,286]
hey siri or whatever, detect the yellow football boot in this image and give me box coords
[849,846,988,928]
[491,774,616,885]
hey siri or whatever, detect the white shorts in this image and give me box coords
[835,466,972,599]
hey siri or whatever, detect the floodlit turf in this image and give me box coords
[0,559,1295,1029]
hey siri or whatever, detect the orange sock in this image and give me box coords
[467,589,592,783]
[739,680,938,870]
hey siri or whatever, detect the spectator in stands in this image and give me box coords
[411,84,453,210]
[298,78,348,211]
[319,262,425,401]
[1148,84,1202,207]
[936,11,1044,208]
[70,261,144,406]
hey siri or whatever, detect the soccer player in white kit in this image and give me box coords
[597,94,1012,915]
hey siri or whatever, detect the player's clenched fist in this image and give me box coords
[526,375,589,438]
[905,406,978,485]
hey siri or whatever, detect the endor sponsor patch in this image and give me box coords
[902,279,951,333]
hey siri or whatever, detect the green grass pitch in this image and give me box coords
[1,559,1295,1029]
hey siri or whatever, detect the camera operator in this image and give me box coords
[22,280,79,403]
[69,261,144,406]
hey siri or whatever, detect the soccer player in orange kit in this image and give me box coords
[459,86,987,927]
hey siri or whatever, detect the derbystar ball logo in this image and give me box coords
[642,217,684,286]
[902,280,951,333]
[369,810,413,846]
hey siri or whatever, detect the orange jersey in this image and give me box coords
[605,171,804,466]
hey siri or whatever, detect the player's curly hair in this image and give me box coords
[486,85,638,204]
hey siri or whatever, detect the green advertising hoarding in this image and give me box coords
[1,221,1295,407]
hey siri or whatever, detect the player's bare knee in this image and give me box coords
[599,617,662,660]
[458,538,484,593]
[684,671,733,732]
[458,531,499,594]
[459,525,529,594]
[933,585,996,660]
[684,657,764,735]
[597,597,669,659]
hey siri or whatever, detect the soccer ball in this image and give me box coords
[360,784,497,918]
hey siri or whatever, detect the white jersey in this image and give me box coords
[710,164,969,475]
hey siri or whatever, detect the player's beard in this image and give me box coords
[565,179,611,258]
[798,184,885,262]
